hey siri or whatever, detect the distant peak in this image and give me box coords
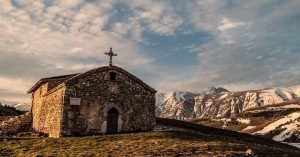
[204,87,230,94]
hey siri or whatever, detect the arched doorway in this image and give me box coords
[106,108,119,133]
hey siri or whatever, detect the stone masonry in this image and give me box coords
[28,66,156,137]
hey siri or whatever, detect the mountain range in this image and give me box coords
[156,85,299,119]
[155,85,300,143]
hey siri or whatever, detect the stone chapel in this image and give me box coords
[27,48,156,137]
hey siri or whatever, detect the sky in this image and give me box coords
[0,0,300,104]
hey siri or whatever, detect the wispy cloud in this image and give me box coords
[175,0,300,91]
[0,0,300,103]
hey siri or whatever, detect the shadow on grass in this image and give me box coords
[0,137,40,142]
[156,117,300,152]
[0,148,14,156]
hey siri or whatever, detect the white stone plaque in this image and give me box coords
[70,98,81,105]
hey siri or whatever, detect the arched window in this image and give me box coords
[109,72,117,80]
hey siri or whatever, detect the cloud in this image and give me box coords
[109,0,183,42]
[0,0,300,103]
[0,77,32,93]
[217,18,245,31]
[0,0,159,103]
[179,0,300,91]
[0,76,33,103]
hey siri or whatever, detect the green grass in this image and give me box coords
[0,131,299,157]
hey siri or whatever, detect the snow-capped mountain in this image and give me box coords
[156,85,300,143]
[203,86,229,94]
[10,103,31,111]
[156,85,300,119]
[194,87,299,118]
[189,100,300,143]
[155,87,228,120]
[155,91,199,120]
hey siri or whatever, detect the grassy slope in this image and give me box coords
[0,131,298,157]
[0,118,299,157]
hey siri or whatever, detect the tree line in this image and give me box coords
[0,101,22,113]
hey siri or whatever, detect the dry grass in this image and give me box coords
[0,130,299,157]
[1,118,299,157]
[0,131,241,157]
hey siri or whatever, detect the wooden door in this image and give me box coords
[107,108,119,133]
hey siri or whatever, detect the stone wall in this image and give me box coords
[61,67,156,136]
[31,83,65,137]
[42,87,65,137]
[31,83,48,131]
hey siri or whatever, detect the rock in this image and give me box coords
[0,113,32,132]
[244,148,255,156]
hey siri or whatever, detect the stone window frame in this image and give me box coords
[100,105,123,133]
[109,72,117,80]
[105,70,119,81]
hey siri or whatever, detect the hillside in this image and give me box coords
[0,104,24,116]
[2,103,31,112]
[156,86,300,145]
[188,100,300,143]
[0,118,299,157]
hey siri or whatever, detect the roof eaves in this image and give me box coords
[27,79,46,94]
[27,73,79,94]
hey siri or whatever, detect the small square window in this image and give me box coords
[109,72,117,80]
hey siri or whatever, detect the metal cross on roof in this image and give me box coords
[105,47,117,66]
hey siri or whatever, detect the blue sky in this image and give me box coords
[0,0,300,104]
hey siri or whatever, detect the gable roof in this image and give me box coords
[65,66,156,93]
[27,74,78,93]
[27,66,156,94]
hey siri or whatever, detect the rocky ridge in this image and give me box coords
[155,91,198,120]
[155,85,300,143]
[156,85,300,120]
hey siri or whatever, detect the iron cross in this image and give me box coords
[105,47,117,66]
